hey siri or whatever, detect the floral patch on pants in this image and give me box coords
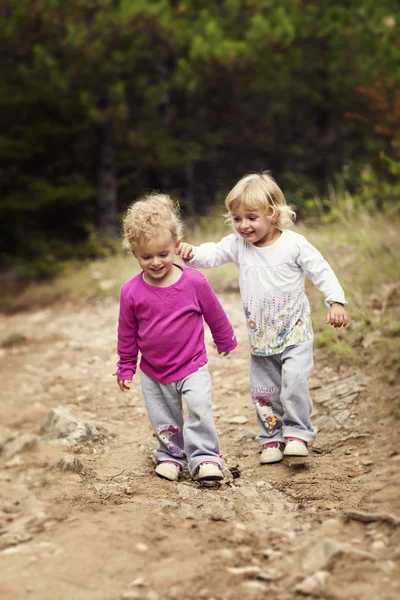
[253,392,277,433]
[156,424,185,457]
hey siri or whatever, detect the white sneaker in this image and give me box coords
[194,462,223,481]
[260,442,284,464]
[155,461,181,481]
[283,438,309,457]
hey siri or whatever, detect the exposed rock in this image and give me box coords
[302,537,376,572]
[179,503,203,520]
[0,432,39,460]
[56,455,85,474]
[39,406,107,446]
[313,373,370,406]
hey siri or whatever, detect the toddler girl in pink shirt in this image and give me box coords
[116,193,237,482]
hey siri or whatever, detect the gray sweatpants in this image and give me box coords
[250,341,316,445]
[140,365,223,476]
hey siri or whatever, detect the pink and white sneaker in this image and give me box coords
[283,437,309,457]
[194,462,223,481]
[260,442,285,464]
[155,460,181,481]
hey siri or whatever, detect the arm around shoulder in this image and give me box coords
[184,234,240,269]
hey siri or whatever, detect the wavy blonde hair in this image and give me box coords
[225,171,296,229]
[122,192,184,252]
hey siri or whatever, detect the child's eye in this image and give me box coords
[232,217,241,222]
[160,253,168,257]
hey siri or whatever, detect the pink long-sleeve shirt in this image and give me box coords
[116,265,237,384]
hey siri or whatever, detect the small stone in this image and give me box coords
[5,455,23,468]
[255,481,273,489]
[93,483,108,496]
[228,416,248,424]
[371,540,386,552]
[227,566,260,576]
[241,581,267,591]
[57,455,85,474]
[135,543,148,552]
[295,570,329,594]
[129,577,145,587]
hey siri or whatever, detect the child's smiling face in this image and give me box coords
[231,203,279,247]
[133,231,180,286]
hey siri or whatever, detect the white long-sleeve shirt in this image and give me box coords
[188,230,347,356]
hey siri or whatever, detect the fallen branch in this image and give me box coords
[109,468,126,481]
[343,510,400,526]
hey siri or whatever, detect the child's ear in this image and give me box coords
[175,238,181,250]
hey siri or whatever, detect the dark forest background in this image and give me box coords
[1,0,399,278]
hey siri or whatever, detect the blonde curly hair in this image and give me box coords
[225,171,296,229]
[122,192,184,252]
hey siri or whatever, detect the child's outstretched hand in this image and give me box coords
[117,378,132,392]
[177,242,194,261]
[326,303,349,328]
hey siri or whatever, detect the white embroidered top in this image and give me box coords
[188,230,347,356]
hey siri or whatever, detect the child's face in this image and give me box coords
[231,203,278,247]
[133,231,179,285]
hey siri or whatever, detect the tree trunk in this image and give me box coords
[97,120,118,242]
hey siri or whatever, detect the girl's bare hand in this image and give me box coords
[176,242,194,260]
[117,378,132,391]
[326,303,349,328]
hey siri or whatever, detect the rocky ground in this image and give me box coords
[0,292,399,600]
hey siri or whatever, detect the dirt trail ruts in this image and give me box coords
[0,293,399,600]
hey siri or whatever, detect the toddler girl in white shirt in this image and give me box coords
[178,171,349,464]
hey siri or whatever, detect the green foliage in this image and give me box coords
[1,0,400,278]
[314,328,338,348]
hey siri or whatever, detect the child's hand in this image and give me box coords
[117,378,132,391]
[326,303,349,328]
[177,242,194,260]
[213,342,230,356]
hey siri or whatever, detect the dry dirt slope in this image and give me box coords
[0,292,399,600]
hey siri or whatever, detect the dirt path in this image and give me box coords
[0,293,399,600]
